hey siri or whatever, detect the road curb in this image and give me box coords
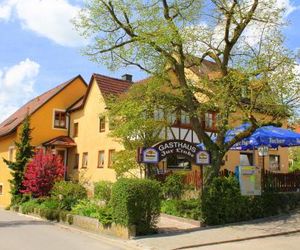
[11,210,142,250]
[173,229,300,249]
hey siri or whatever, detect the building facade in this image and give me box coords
[0,72,289,207]
[0,75,87,207]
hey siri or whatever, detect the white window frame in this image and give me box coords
[52,109,68,130]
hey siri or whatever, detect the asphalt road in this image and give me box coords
[189,233,300,250]
[0,209,135,250]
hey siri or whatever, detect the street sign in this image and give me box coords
[238,166,261,196]
[195,151,210,165]
[139,140,211,165]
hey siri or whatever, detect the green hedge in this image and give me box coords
[161,199,201,220]
[202,176,300,225]
[94,181,113,203]
[51,181,87,210]
[19,198,73,224]
[111,178,161,235]
[162,173,185,199]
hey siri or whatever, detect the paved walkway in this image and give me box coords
[130,211,300,250]
[157,214,200,233]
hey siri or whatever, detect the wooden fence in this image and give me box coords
[263,170,300,192]
[156,169,300,192]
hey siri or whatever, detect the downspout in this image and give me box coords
[65,112,71,180]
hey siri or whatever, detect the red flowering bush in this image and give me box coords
[22,149,65,197]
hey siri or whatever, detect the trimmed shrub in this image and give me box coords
[111,178,161,235]
[51,181,87,210]
[161,199,201,220]
[202,176,300,225]
[94,181,113,203]
[162,173,185,199]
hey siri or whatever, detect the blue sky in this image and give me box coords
[0,0,299,122]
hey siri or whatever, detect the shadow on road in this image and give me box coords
[0,220,53,228]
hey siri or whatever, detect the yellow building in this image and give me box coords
[0,71,289,207]
[0,75,87,207]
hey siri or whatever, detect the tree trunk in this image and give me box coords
[205,150,225,186]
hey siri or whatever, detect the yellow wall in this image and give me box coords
[67,79,124,193]
[224,148,289,173]
[0,77,87,207]
[29,77,87,146]
[0,134,17,206]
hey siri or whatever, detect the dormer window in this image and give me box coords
[54,110,67,129]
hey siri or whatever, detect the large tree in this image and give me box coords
[74,0,300,180]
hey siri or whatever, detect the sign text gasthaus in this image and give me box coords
[139,140,210,165]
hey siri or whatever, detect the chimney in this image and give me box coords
[122,74,133,82]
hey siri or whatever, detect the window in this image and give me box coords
[180,111,190,125]
[240,153,253,166]
[99,116,105,132]
[108,149,116,168]
[0,184,3,195]
[98,151,105,168]
[166,155,191,169]
[154,108,164,121]
[54,110,67,129]
[82,152,88,168]
[8,147,14,162]
[167,112,177,124]
[269,155,280,171]
[73,123,78,137]
[205,113,214,129]
[74,154,79,169]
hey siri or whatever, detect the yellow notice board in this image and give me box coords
[238,166,261,196]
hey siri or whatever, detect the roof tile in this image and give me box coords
[0,76,82,137]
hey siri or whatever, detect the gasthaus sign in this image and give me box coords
[140,140,210,165]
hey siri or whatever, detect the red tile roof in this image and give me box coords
[0,75,85,138]
[75,73,132,112]
[42,136,76,147]
[93,73,132,96]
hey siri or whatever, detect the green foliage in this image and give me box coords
[112,150,142,179]
[50,181,87,211]
[21,199,40,214]
[74,0,300,184]
[289,147,300,172]
[3,116,34,204]
[161,199,201,220]
[39,207,60,221]
[38,198,60,210]
[202,176,300,225]
[162,173,185,199]
[94,181,113,203]
[111,178,161,235]
[72,199,113,226]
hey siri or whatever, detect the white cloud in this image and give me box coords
[276,0,300,16]
[0,59,40,122]
[0,0,85,47]
[0,0,15,21]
